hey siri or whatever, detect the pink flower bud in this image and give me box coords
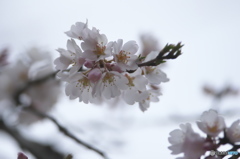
[84,60,94,68]
[111,64,122,73]
[18,152,28,159]
[88,68,102,83]
[105,63,122,73]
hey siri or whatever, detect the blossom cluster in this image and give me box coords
[168,109,240,159]
[55,21,169,111]
[0,48,60,124]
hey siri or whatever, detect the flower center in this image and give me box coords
[145,66,155,74]
[102,72,116,86]
[77,77,91,92]
[116,50,130,63]
[125,74,135,87]
[207,124,218,133]
[94,43,106,56]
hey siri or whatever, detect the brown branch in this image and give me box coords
[25,107,109,159]
[12,69,108,159]
[0,117,64,159]
[126,42,183,73]
[137,42,183,67]
[9,42,183,158]
[0,48,9,67]
[13,71,59,105]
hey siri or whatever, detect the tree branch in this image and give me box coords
[137,42,183,67]
[25,107,109,159]
[0,117,64,159]
[12,70,108,159]
[13,71,59,105]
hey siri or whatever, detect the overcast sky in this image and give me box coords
[0,1,240,158]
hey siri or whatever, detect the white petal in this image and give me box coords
[122,40,138,54]
[123,90,135,105]
[134,76,148,91]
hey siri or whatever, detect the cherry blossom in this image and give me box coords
[169,109,240,158]
[81,27,113,61]
[54,39,85,73]
[55,20,174,111]
[140,34,160,57]
[197,109,226,137]
[226,119,240,143]
[113,39,139,71]
[122,68,148,105]
[0,48,60,124]
[142,51,169,84]
[93,71,128,100]
[168,123,206,159]
[65,21,89,40]
[138,88,161,112]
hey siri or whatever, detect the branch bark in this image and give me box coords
[0,117,64,159]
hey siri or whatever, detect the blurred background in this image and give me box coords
[0,0,240,158]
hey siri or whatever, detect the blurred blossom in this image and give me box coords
[197,109,226,137]
[139,34,161,57]
[168,123,206,159]
[0,48,60,124]
[226,119,240,143]
[169,109,240,158]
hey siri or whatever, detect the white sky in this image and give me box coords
[0,0,240,159]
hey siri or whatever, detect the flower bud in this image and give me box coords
[88,68,102,83]
[17,152,28,159]
[84,60,94,68]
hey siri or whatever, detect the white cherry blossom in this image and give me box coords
[226,119,240,143]
[138,88,161,112]
[197,109,226,137]
[0,48,60,124]
[65,72,93,103]
[140,34,160,57]
[142,51,169,84]
[168,123,206,159]
[54,39,85,73]
[113,39,139,71]
[81,27,113,61]
[122,69,148,105]
[65,21,89,40]
[93,71,128,99]
[55,20,173,111]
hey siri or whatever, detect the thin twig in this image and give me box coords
[25,107,109,159]
[137,42,183,67]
